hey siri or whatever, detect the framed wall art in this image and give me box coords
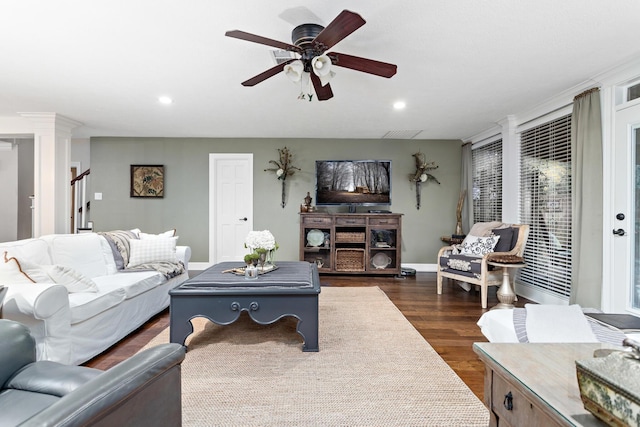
[130,165,164,198]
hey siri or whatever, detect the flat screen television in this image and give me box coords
[315,160,391,212]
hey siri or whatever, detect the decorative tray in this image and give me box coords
[224,265,279,276]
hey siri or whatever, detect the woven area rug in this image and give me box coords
[143,286,489,426]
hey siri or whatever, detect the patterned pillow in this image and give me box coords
[0,251,36,284]
[127,238,177,268]
[8,254,52,282]
[460,235,500,256]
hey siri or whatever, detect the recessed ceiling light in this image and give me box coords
[158,96,173,105]
[393,101,406,110]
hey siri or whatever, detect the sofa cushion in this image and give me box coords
[0,238,51,265]
[46,234,110,278]
[92,271,164,299]
[492,227,516,252]
[440,253,483,278]
[127,238,178,268]
[0,389,60,426]
[68,288,126,324]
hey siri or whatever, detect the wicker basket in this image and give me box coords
[335,248,366,271]
[335,232,366,243]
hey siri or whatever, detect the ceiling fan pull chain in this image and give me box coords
[307,74,314,102]
[297,77,306,100]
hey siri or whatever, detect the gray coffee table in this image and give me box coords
[169,261,320,352]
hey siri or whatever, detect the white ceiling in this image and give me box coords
[1,1,640,140]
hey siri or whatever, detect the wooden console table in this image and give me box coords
[473,343,610,427]
[299,213,402,275]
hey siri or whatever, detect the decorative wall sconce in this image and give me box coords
[265,147,300,208]
[408,152,440,209]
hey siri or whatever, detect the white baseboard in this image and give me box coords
[401,263,438,273]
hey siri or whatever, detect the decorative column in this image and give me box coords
[498,115,519,223]
[20,113,82,236]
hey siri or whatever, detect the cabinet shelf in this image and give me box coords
[300,213,402,275]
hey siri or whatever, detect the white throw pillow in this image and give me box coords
[0,251,36,284]
[46,265,99,293]
[460,234,500,256]
[127,238,178,268]
[139,229,177,239]
[13,257,52,283]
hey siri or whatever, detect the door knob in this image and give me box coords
[616,213,625,220]
[613,228,626,236]
[239,217,248,221]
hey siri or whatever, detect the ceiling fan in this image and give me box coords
[225,9,397,101]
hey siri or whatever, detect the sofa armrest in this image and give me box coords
[176,245,191,271]
[3,283,73,364]
[20,343,186,427]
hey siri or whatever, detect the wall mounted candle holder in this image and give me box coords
[408,152,439,209]
[264,147,300,208]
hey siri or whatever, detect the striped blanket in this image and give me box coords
[513,306,627,346]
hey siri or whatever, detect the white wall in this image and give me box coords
[0,146,18,241]
[71,138,90,172]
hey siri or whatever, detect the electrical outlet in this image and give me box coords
[94,193,102,200]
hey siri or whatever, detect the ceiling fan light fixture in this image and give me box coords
[284,60,304,82]
[312,54,334,87]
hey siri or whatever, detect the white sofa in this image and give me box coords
[0,232,191,365]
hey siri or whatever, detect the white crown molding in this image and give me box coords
[464,125,502,144]
[467,54,640,142]
[18,112,83,132]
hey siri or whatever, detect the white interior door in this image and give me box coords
[611,101,640,314]
[209,153,253,264]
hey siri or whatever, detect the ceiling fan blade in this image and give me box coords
[328,52,397,78]
[225,30,301,53]
[313,10,365,51]
[241,59,296,87]
[310,72,334,101]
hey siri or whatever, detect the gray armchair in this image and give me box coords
[0,319,185,427]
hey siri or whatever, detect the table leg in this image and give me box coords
[493,267,517,309]
[297,309,319,352]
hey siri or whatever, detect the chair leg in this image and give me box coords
[436,272,443,294]
[480,285,488,309]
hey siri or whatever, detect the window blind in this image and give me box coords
[518,114,572,298]
[472,139,502,223]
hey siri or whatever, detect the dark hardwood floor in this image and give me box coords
[84,272,531,401]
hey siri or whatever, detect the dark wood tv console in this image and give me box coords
[299,213,402,275]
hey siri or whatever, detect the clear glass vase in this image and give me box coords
[244,264,258,280]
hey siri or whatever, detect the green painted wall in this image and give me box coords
[90,137,462,264]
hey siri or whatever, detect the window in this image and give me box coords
[472,139,502,223]
[519,114,572,298]
[628,82,640,102]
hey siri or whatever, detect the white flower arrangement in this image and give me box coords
[245,230,278,251]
